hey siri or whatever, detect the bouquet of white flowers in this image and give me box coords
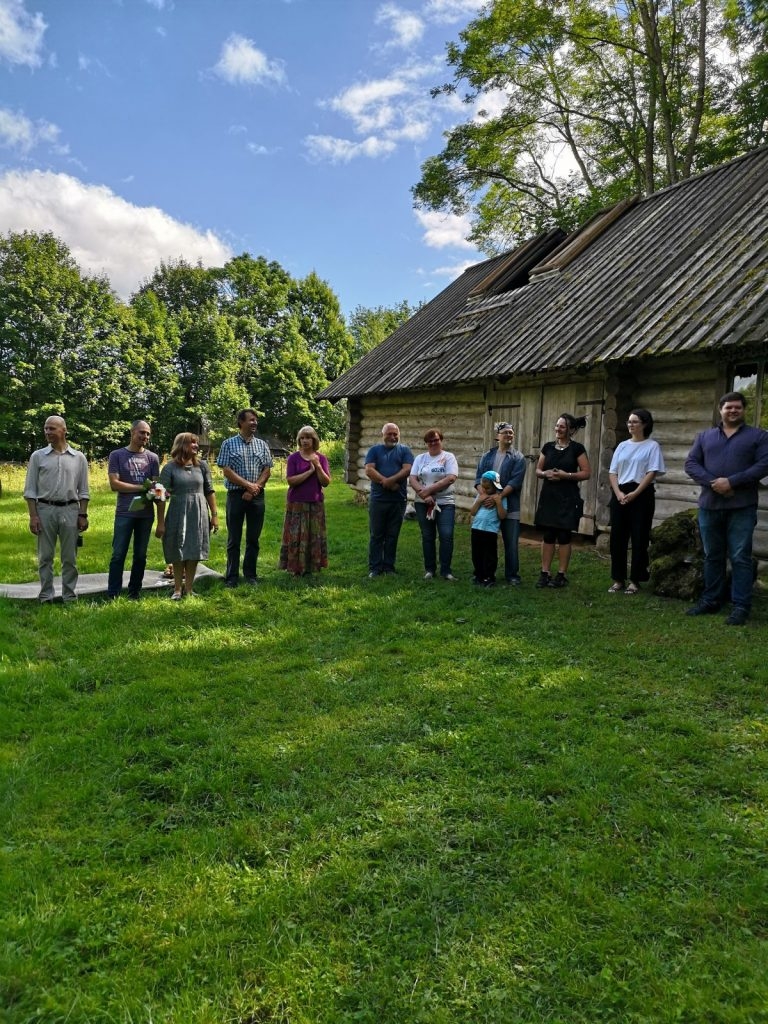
[128,479,168,512]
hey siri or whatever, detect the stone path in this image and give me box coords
[0,565,221,601]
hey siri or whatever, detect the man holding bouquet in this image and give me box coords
[107,419,161,599]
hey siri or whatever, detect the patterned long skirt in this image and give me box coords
[279,501,328,575]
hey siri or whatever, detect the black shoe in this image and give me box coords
[535,571,551,588]
[548,572,568,589]
[725,608,749,626]
[244,577,259,586]
[223,581,237,589]
[483,579,496,588]
[686,602,720,616]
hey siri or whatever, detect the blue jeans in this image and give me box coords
[368,499,405,573]
[226,490,265,583]
[108,515,153,597]
[415,503,455,576]
[499,516,521,581]
[698,506,757,612]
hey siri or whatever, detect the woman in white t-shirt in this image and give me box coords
[408,428,459,580]
[608,408,666,594]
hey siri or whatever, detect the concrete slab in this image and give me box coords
[0,565,222,601]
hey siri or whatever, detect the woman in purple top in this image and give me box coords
[279,425,331,576]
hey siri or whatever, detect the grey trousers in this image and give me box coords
[37,504,80,601]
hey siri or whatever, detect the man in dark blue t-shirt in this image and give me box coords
[107,419,160,599]
[364,422,414,577]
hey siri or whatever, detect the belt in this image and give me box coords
[37,499,79,507]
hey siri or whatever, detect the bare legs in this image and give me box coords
[541,541,571,575]
[171,560,199,597]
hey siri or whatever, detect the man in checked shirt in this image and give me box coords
[216,409,273,587]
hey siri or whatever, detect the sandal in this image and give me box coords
[608,582,624,593]
[625,583,639,595]
[162,566,174,579]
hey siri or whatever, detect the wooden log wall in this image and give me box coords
[345,357,768,559]
[346,387,487,513]
[607,356,768,560]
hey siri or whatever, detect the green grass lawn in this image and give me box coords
[1,464,766,1023]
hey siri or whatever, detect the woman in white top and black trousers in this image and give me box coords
[608,408,666,594]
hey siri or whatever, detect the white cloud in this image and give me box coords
[304,134,396,163]
[428,257,478,281]
[473,87,511,121]
[78,53,111,77]
[423,0,485,23]
[0,106,59,152]
[0,170,232,298]
[247,141,279,156]
[414,208,474,249]
[0,0,46,67]
[329,77,409,134]
[375,3,425,48]
[214,33,286,87]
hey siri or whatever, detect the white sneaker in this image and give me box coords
[442,573,458,581]
[424,571,434,580]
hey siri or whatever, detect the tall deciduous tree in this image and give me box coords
[289,271,355,382]
[413,0,766,252]
[134,260,248,442]
[0,231,139,460]
[347,301,420,362]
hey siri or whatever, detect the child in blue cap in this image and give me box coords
[469,471,507,586]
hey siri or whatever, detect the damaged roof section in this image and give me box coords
[320,147,768,402]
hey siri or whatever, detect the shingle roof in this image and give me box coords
[320,147,768,401]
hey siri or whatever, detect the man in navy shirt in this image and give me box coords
[684,391,768,625]
[107,419,160,599]
[364,422,414,577]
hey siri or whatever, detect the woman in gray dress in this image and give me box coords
[156,433,218,599]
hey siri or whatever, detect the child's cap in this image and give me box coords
[481,470,503,490]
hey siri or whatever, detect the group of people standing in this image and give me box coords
[21,392,768,624]
[364,416,585,589]
[22,409,330,603]
[363,392,768,625]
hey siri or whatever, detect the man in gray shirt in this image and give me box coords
[24,416,90,603]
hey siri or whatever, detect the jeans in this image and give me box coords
[108,515,153,597]
[414,503,455,576]
[499,516,521,581]
[225,490,265,583]
[698,506,757,612]
[368,499,405,573]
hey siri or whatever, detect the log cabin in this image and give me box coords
[319,148,768,557]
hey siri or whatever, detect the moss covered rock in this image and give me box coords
[649,509,703,600]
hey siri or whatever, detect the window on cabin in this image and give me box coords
[731,363,768,429]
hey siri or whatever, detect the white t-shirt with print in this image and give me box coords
[411,450,459,505]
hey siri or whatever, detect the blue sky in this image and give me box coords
[0,0,488,316]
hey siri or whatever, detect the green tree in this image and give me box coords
[347,301,419,362]
[134,260,248,443]
[251,317,340,442]
[413,0,766,252]
[289,271,355,382]
[128,290,184,456]
[0,231,140,460]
